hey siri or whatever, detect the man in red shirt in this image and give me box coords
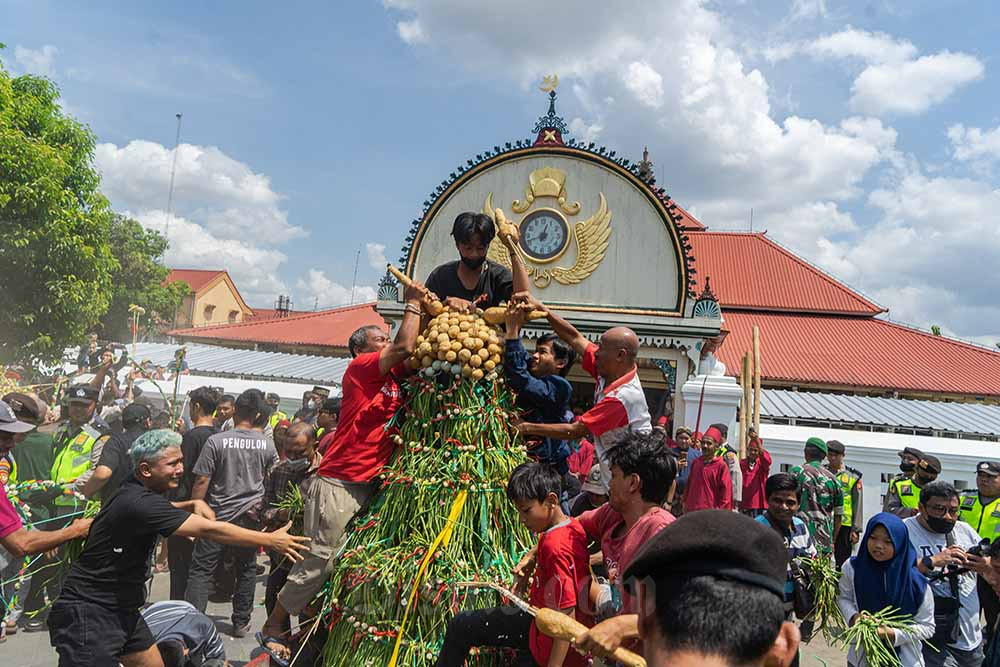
[683,427,733,511]
[512,293,651,489]
[740,430,771,517]
[259,281,427,661]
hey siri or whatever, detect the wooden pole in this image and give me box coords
[753,325,762,434]
[740,353,750,459]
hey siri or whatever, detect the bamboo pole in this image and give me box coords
[753,325,762,434]
[740,353,750,458]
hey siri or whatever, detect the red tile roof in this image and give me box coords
[167,302,385,348]
[245,308,310,321]
[688,232,883,315]
[671,201,705,231]
[165,269,226,293]
[718,311,1000,397]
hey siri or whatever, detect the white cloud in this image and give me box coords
[768,28,983,115]
[397,19,427,44]
[14,44,59,76]
[623,61,664,108]
[365,243,388,272]
[295,269,377,309]
[850,52,984,115]
[948,123,1000,164]
[788,0,828,21]
[568,117,604,143]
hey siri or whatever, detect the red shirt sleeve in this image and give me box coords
[352,350,385,386]
[577,397,628,437]
[718,460,734,510]
[0,490,23,539]
[581,343,599,380]
[532,529,581,611]
[576,503,612,542]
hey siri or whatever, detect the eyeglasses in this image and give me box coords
[925,504,959,517]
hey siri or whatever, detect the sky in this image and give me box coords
[3,0,999,346]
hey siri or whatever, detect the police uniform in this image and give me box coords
[51,386,110,511]
[826,440,863,567]
[883,455,940,519]
[962,461,1000,636]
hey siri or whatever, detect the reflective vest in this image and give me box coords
[959,492,1000,539]
[891,478,922,510]
[269,410,288,429]
[835,467,862,527]
[51,423,102,506]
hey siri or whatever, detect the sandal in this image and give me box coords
[256,631,291,667]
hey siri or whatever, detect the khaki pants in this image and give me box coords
[276,476,374,615]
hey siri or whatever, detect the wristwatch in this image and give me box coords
[921,555,934,571]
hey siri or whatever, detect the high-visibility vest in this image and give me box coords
[891,477,922,510]
[836,467,862,527]
[269,410,288,429]
[959,492,1000,539]
[51,423,102,506]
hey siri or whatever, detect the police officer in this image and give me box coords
[265,393,288,430]
[884,454,940,518]
[825,440,863,567]
[891,446,925,484]
[959,461,1000,635]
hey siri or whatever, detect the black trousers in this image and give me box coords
[265,556,291,627]
[184,534,258,628]
[166,535,194,601]
[834,527,854,568]
[980,574,1000,638]
[435,607,537,667]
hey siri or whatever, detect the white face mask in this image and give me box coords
[307,399,317,409]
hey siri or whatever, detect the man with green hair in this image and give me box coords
[788,437,844,556]
[47,428,310,667]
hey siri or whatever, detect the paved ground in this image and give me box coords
[8,558,848,666]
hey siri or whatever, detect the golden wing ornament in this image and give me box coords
[482,193,512,269]
[552,193,612,285]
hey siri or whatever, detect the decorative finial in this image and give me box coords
[638,146,654,181]
[693,276,722,319]
[533,74,568,146]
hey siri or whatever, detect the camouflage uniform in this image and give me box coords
[789,460,844,556]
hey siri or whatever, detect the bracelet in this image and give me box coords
[404,303,422,316]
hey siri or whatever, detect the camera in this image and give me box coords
[967,538,992,558]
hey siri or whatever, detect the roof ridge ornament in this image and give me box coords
[533,75,568,146]
[693,276,722,319]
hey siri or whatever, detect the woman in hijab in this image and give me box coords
[838,512,935,666]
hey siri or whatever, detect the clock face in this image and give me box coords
[519,210,569,262]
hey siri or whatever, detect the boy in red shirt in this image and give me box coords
[683,427,733,511]
[436,463,591,667]
[739,429,771,517]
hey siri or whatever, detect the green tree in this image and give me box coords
[0,63,117,366]
[99,214,188,342]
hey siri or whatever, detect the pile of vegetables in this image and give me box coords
[319,308,532,666]
[797,554,844,641]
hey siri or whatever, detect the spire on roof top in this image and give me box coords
[533,75,568,146]
[638,146,654,181]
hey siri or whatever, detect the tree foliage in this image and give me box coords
[0,64,117,366]
[98,214,188,342]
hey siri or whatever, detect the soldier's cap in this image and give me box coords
[918,455,941,475]
[977,461,1000,477]
[0,400,35,434]
[625,509,787,599]
[805,436,828,455]
[66,385,99,404]
[826,439,845,455]
[581,464,605,495]
[265,392,280,402]
[898,446,924,460]
[2,391,48,424]
[312,386,330,398]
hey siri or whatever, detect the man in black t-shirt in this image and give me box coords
[425,211,529,311]
[168,386,222,600]
[79,403,152,502]
[48,428,309,667]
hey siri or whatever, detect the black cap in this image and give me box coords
[918,455,941,475]
[321,397,341,413]
[624,509,787,599]
[122,403,151,426]
[2,392,47,424]
[0,400,34,434]
[977,461,1000,477]
[66,385,99,404]
[826,440,845,454]
[898,446,924,460]
[266,392,280,402]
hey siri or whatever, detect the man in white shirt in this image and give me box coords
[905,480,990,667]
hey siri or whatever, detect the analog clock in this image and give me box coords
[518,209,569,262]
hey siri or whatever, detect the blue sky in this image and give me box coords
[3,1,999,344]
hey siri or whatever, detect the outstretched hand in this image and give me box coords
[269,521,311,563]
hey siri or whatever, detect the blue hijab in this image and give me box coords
[851,512,927,616]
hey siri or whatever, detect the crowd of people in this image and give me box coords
[1,210,999,667]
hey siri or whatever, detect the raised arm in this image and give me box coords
[500,227,531,296]
[379,281,429,375]
[512,291,589,357]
